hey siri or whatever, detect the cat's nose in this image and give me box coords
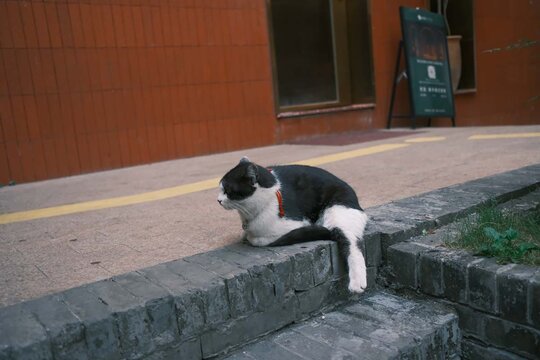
[217,199,222,205]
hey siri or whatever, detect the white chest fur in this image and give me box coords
[239,184,309,247]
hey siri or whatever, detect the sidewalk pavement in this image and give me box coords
[1,125,539,307]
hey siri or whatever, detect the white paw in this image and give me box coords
[348,266,367,293]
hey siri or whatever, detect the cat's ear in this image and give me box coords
[246,163,258,185]
[239,156,250,164]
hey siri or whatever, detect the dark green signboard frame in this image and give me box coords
[387,6,456,128]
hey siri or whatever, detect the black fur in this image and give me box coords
[220,162,276,201]
[330,227,351,264]
[268,225,333,246]
[270,165,362,222]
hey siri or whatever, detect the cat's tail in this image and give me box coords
[268,225,332,246]
[320,205,368,293]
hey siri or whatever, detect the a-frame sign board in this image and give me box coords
[387,7,456,129]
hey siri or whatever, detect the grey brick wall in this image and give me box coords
[387,241,540,359]
[384,187,540,359]
[0,241,353,359]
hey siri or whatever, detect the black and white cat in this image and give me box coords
[217,157,368,293]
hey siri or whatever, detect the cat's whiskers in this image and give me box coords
[231,201,253,219]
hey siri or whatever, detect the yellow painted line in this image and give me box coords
[469,132,540,140]
[291,143,409,166]
[0,143,409,225]
[405,136,446,143]
[0,178,220,225]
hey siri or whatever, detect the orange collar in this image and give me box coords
[267,167,285,218]
[275,190,285,218]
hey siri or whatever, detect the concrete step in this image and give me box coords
[220,290,461,360]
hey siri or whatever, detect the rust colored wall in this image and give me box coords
[446,0,540,126]
[277,108,375,142]
[0,0,276,184]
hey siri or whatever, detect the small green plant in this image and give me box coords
[475,227,540,264]
[446,205,540,265]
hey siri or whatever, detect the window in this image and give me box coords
[268,0,375,113]
[429,0,476,92]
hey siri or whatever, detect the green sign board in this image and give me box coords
[400,6,455,118]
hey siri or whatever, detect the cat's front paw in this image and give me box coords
[247,236,275,247]
[348,267,367,293]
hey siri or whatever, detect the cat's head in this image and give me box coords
[217,157,276,210]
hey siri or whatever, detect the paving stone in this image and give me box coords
[219,352,256,360]
[455,302,540,359]
[329,241,347,280]
[371,222,420,258]
[182,250,245,277]
[311,243,332,286]
[392,190,462,227]
[266,242,331,292]
[483,314,540,359]
[212,245,307,305]
[224,290,460,360]
[223,243,286,268]
[461,339,525,360]
[319,311,418,357]
[145,337,202,360]
[291,250,315,291]
[224,338,304,360]
[497,264,534,325]
[499,188,540,214]
[112,272,179,348]
[368,203,433,228]
[364,232,381,267]
[482,170,540,201]
[200,295,298,358]
[460,170,539,204]
[419,249,445,297]
[22,295,88,360]
[60,286,121,360]
[247,264,277,311]
[212,247,286,311]
[165,259,231,327]
[425,186,494,224]
[529,270,540,328]
[467,258,500,314]
[366,266,377,289]
[368,203,438,255]
[386,242,429,289]
[296,281,334,318]
[185,251,254,318]
[266,255,294,300]
[272,328,358,360]
[137,263,205,341]
[343,292,460,358]
[453,303,486,340]
[292,320,399,360]
[0,304,53,360]
[442,250,476,304]
[85,279,155,359]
